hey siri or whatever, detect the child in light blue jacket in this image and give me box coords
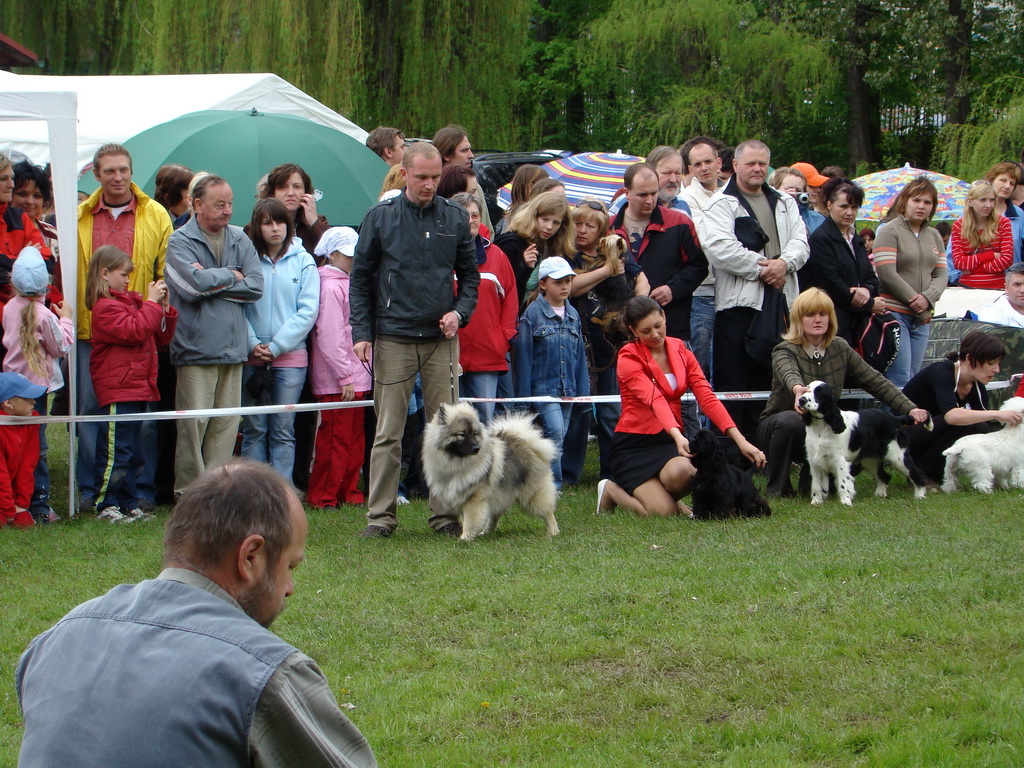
[241,199,320,480]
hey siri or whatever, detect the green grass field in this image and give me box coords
[1,426,1022,766]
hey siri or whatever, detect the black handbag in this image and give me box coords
[245,363,274,406]
[854,311,901,373]
[734,215,770,253]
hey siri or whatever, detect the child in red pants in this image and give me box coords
[0,372,45,528]
[308,228,372,508]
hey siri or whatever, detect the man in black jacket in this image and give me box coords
[350,142,480,538]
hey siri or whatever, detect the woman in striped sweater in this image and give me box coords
[949,181,1014,290]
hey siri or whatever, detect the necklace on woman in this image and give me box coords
[806,341,825,359]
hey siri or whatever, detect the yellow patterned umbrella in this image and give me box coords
[853,163,970,222]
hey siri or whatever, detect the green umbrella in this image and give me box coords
[82,109,386,227]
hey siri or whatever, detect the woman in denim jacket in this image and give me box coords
[514,257,589,488]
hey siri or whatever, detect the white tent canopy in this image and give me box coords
[0,71,368,172]
[0,86,81,507]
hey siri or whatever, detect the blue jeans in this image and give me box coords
[560,403,591,487]
[95,401,148,511]
[495,357,514,417]
[75,341,105,502]
[241,366,307,480]
[689,295,716,381]
[588,365,621,479]
[886,314,931,389]
[535,402,572,489]
[460,371,501,423]
[30,393,49,515]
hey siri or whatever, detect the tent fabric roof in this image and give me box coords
[0,71,367,170]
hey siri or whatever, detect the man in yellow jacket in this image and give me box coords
[76,144,172,519]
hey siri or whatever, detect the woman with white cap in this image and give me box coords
[307,226,373,509]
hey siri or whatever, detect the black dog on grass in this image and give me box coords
[688,429,771,520]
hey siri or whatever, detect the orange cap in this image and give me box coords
[790,162,829,188]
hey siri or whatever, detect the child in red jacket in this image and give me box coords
[0,372,45,528]
[86,246,177,523]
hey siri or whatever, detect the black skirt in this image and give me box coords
[609,431,679,495]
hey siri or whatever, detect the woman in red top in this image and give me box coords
[0,155,51,306]
[950,181,1014,289]
[597,296,765,517]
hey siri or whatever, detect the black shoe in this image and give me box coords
[358,525,392,539]
[435,522,463,538]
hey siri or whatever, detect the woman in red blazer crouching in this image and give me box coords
[596,296,764,517]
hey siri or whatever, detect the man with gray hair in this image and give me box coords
[699,139,809,437]
[977,262,1024,328]
[609,146,692,217]
[17,461,377,768]
[165,175,264,494]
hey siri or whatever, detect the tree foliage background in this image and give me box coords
[3,0,1023,176]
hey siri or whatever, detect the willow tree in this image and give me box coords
[0,0,533,149]
[574,0,838,160]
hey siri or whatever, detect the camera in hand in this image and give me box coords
[0,254,14,286]
[796,192,809,205]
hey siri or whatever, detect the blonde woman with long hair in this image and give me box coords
[565,200,648,481]
[950,180,1014,290]
[494,190,574,308]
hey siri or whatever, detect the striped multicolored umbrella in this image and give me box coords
[853,163,971,222]
[497,150,644,209]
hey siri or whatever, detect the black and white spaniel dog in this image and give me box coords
[797,380,929,505]
[688,429,771,520]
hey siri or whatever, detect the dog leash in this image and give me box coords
[448,339,457,405]
[358,335,444,386]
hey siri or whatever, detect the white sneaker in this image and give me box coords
[125,507,155,522]
[595,479,611,514]
[396,494,410,506]
[96,506,132,524]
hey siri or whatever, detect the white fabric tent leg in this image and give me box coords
[0,90,79,517]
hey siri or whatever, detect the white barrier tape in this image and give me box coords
[0,381,1010,426]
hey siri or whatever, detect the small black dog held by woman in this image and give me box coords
[687,429,771,520]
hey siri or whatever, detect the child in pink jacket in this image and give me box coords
[308,228,373,508]
[2,246,74,524]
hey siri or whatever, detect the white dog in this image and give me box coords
[942,396,1024,493]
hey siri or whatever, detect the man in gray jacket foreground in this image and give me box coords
[350,142,480,538]
[17,461,377,768]
[165,175,264,494]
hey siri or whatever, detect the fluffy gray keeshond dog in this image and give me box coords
[422,402,560,541]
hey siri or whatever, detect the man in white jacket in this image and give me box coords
[698,139,809,437]
[977,263,1024,328]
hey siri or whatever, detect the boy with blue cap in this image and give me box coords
[0,371,46,528]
